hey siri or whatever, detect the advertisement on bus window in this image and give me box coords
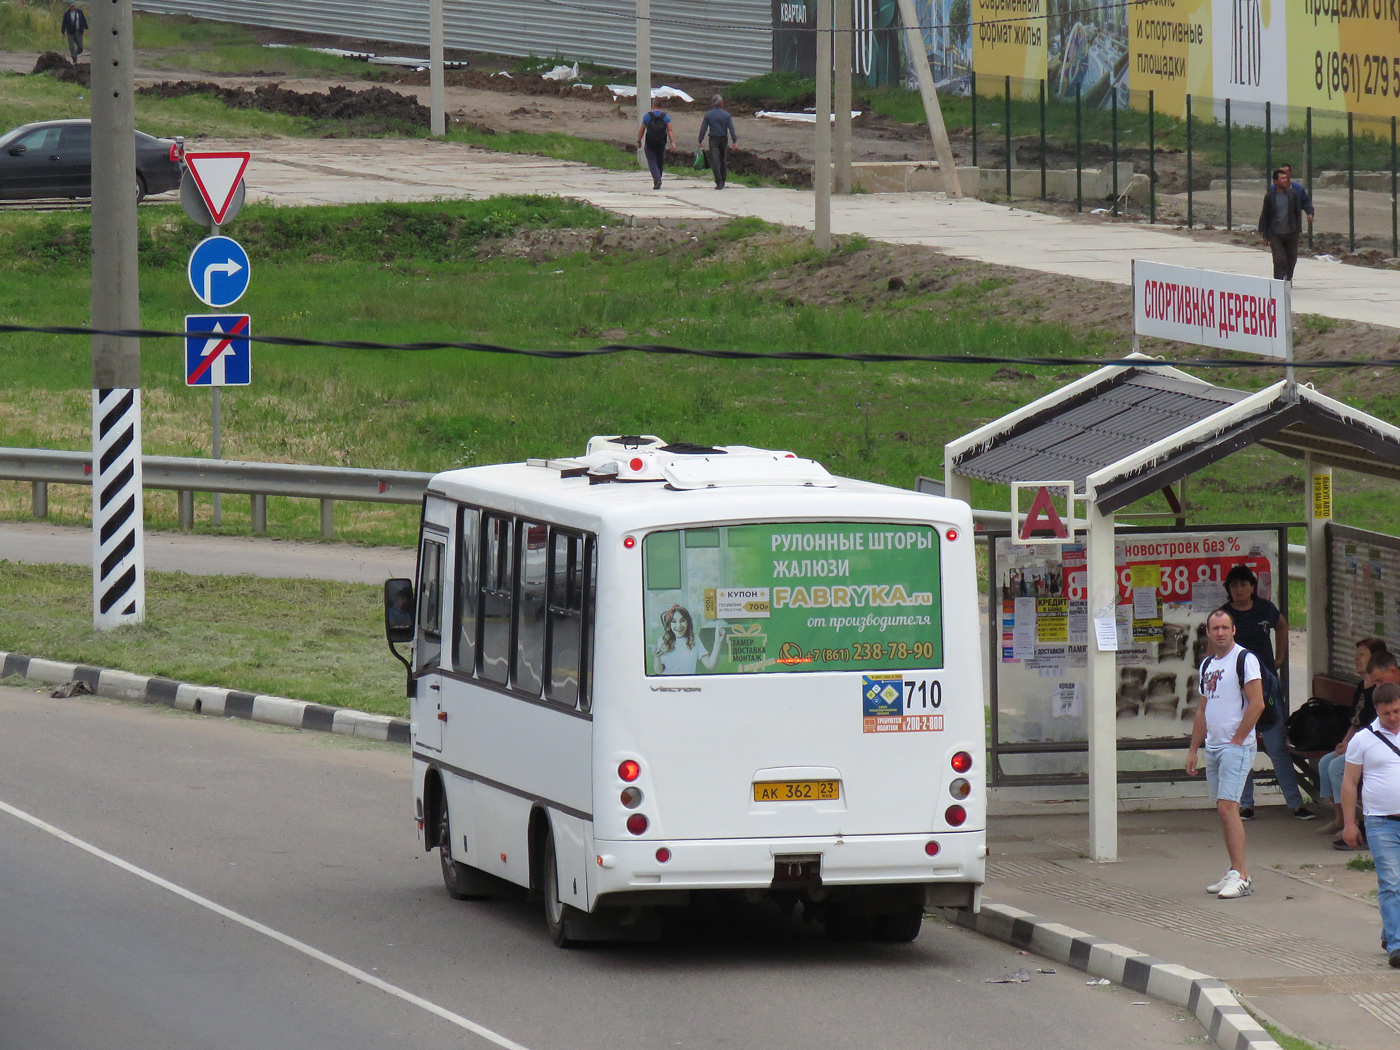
[642,523,943,675]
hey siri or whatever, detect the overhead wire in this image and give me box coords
[0,322,1390,371]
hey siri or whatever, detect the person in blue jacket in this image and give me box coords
[698,95,738,190]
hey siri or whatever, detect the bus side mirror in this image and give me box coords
[384,577,415,644]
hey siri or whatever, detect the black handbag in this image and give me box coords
[1286,697,1352,751]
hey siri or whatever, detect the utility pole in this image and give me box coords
[894,0,962,198]
[833,0,853,194]
[429,0,446,136]
[636,0,652,169]
[814,0,833,248]
[90,0,146,628]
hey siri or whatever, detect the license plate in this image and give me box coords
[753,779,840,802]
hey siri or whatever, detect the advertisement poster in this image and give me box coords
[994,529,1279,747]
[925,0,1400,120]
[772,0,902,87]
[643,523,943,675]
[1327,526,1400,676]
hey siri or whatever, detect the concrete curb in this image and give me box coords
[0,650,411,745]
[942,902,1282,1050]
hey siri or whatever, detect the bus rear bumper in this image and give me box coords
[591,831,984,903]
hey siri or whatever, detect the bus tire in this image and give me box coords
[872,907,924,943]
[541,829,578,948]
[438,803,490,901]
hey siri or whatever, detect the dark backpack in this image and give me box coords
[644,112,669,149]
[1201,649,1280,729]
[1286,697,1352,751]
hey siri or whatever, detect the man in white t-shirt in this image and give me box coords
[1340,683,1400,968]
[1186,608,1265,899]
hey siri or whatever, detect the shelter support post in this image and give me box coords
[1085,499,1119,862]
[1305,455,1331,686]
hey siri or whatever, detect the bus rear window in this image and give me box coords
[642,523,943,675]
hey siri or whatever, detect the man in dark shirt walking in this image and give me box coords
[698,95,738,190]
[61,4,88,63]
[1258,167,1305,282]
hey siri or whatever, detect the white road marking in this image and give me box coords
[0,798,532,1050]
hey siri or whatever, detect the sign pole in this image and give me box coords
[90,0,146,629]
[429,0,446,137]
[1284,280,1295,390]
[210,221,222,525]
[636,0,651,170]
[814,0,833,250]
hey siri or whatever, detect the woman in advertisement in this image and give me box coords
[653,604,727,675]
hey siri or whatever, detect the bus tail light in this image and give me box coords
[925,840,940,856]
[949,778,971,800]
[618,760,640,782]
[655,847,671,863]
[945,528,959,542]
[945,805,967,827]
[626,813,649,835]
[623,535,636,549]
[620,787,642,808]
[951,751,973,773]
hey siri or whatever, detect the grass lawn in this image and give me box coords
[0,563,405,715]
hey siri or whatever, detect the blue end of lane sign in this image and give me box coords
[186,314,251,386]
[187,235,250,308]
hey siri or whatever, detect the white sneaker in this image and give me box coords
[1206,869,1237,894]
[1217,872,1253,899]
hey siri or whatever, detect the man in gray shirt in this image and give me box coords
[1258,167,1304,282]
[698,95,738,190]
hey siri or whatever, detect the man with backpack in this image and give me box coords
[1187,608,1266,899]
[636,101,675,191]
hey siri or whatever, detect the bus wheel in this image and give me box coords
[541,830,576,948]
[872,907,924,943]
[824,905,872,943]
[438,804,481,901]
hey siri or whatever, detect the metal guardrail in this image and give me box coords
[0,447,431,538]
[0,446,1310,569]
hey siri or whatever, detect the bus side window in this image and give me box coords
[515,522,548,696]
[454,506,480,675]
[546,531,585,706]
[580,539,596,712]
[479,515,513,684]
[417,537,445,670]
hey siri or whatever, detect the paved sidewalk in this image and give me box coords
[224,137,1400,330]
[986,804,1400,1050]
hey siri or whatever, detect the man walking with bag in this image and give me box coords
[698,95,738,190]
[1187,609,1266,899]
[637,101,675,191]
[1340,683,1400,967]
[61,4,88,63]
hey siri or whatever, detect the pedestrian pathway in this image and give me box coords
[225,137,1400,331]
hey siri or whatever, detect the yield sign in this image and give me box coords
[184,151,250,225]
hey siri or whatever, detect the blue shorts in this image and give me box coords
[1204,742,1256,803]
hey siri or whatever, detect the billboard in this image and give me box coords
[773,0,904,86]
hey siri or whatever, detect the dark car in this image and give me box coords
[0,118,184,203]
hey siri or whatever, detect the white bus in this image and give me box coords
[384,436,985,946]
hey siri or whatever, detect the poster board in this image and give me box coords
[990,525,1285,782]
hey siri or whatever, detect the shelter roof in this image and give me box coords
[945,359,1400,514]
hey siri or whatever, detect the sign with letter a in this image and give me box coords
[1011,482,1075,545]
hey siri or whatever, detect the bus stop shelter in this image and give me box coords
[943,357,1400,861]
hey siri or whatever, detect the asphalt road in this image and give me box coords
[0,683,1205,1050]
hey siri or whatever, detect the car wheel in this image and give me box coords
[541,829,577,948]
[135,174,147,204]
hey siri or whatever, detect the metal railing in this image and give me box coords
[0,446,1309,569]
[0,447,430,539]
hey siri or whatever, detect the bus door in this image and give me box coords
[414,524,449,752]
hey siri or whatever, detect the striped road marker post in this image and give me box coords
[92,389,146,627]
